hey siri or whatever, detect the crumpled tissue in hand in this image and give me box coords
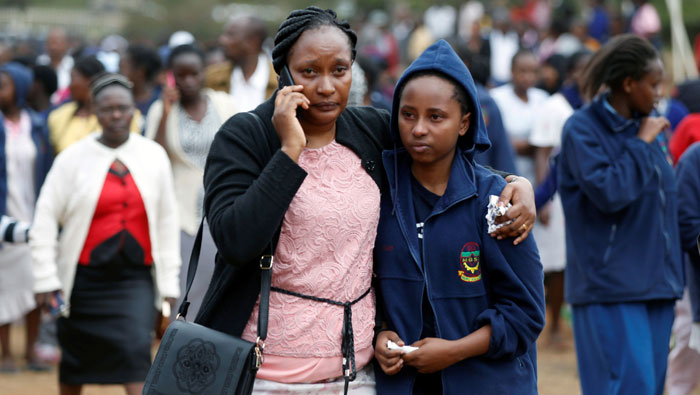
[486,195,513,233]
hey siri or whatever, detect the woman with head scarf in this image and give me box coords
[30,73,180,394]
[0,62,53,372]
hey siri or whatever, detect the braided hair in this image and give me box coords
[580,34,658,100]
[272,6,357,74]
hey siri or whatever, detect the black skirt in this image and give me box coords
[57,252,155,385]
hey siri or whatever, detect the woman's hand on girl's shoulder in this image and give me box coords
[272,85,309,163]
[375,330,405,375]
[491,176,535,245]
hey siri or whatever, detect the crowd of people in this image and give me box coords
[0,0,700,394]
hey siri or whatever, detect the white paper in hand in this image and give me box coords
[690,323,700,354]
[387,340,419,354]
[486,195,513,233]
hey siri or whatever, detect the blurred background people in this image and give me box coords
[48,55,142,154]
[489,8,520,85]
[145,44,236,319]
[490,48,549,180]
[530,50,592,349]
[206,15,275,111]
[28,65,58,120]
[30,73,180,395]
[36,28,73,105]
[119,44,162,120]
[0,62,53,373]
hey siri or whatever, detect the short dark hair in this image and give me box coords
[397,70,471,116]
[32,65,58,96]
[126,44,162,81]
[511,48,536,70]
[271,6,357,74]
[168,44,205,69]
[246,16,268,47]
[73,55,105,79]
[566,50,593,75]
[580,34,658,99]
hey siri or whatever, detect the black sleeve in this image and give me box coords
[203,113,307,268]
[482,164,513,179]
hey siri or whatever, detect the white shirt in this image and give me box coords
[530,93,574,149]
[37,54,74,104]
[490,84,549,180]
[4,110,36,222]
[230,53,269,112]
[489,30,519,83]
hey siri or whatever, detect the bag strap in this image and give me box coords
[178,111,274,344]
[176,216,207,320]
[177,217,274,344]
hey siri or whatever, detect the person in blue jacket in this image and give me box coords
[373,40,545,395]
[454,44,518,175]
[558,34,683,395]
[676,143,700,348]
[0,62,53,372]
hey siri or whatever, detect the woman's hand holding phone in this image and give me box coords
[272,85,309,163]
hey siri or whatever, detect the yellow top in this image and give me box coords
[48,101,143,154]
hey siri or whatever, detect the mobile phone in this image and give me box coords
[278,65,303,118]
[48,290,68,317]
[166,71,175,89]
[278,65,295,90]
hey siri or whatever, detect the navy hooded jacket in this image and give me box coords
[676,143,700,321]
[374,40,545,395]
[557,94,683,305]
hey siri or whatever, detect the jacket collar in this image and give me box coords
[593,93,640,134]
[382,148,478,267]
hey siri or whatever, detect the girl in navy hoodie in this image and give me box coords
[558,35,683,394]
[373,40,545,395]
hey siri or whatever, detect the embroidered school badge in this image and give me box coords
[458,242,482,282]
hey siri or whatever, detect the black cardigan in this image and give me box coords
[195,95,393,335]
[194,94,510,336]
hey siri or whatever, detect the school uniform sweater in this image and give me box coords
[30,133,181,312]
[676,143,700,321]
[374,39,545,395]
[557,94,683,305]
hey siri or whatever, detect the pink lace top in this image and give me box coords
[241,140,380,383]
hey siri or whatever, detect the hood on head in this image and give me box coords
[390,39,490,157]
[0,62,34,109]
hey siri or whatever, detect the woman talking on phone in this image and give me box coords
[145,44,236,319]
[195,7,535,393]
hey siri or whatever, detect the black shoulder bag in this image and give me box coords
[143,218,272,395]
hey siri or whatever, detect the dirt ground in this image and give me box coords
[0,318,696,395]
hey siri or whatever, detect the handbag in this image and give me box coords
[143,217,272,394]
